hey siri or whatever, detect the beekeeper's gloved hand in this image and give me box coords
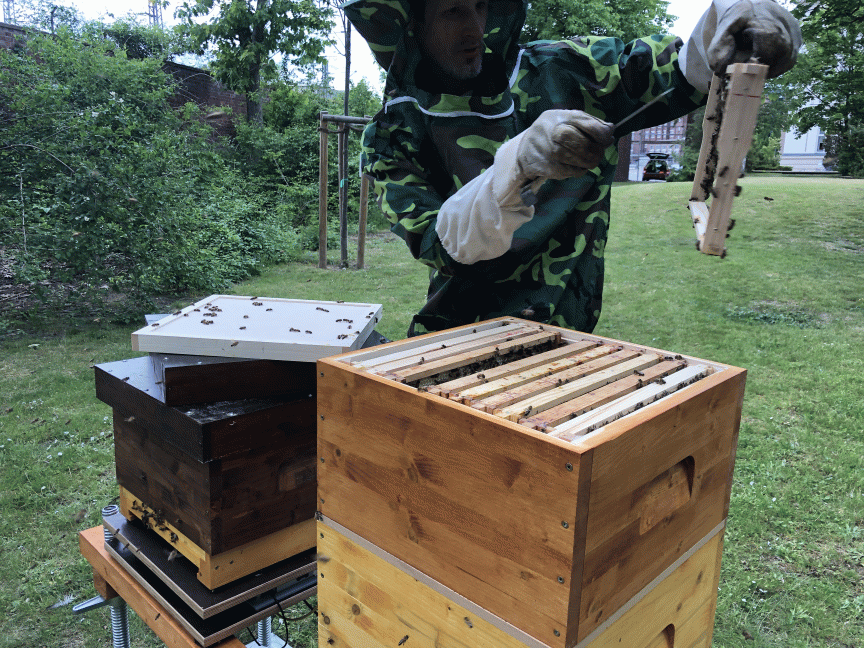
[435,110,613,265]
[493,110,615,208]
[681,0,802,93]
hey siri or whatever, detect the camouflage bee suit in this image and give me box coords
[344,0,706,336]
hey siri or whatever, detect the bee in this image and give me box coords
[253,301,263,306]
[231,341,239,347]
[239,326,246,330]
[316,307,330,312]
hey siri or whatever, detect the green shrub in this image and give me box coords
[0,30,302,317]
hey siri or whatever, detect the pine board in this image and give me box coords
[317,521,724,648]
[150,353,315,406]
[317,317,746,647]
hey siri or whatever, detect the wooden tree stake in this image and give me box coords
[689,63,768,257]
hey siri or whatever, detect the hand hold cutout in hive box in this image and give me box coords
[132,295,383,362]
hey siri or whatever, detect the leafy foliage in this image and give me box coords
[176,0,334,123]
[523,0,674,43]
[96,20,193,60]
[0,31,302,318]
[789,0,864,176]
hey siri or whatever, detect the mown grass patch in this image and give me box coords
[1,177,862,648]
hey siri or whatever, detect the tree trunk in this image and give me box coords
[246,61,263,124]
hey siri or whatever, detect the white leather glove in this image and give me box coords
[680,0,802,94]
[493,110,615,208]
[435,110,613,266]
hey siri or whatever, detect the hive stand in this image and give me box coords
[689,62,768,257]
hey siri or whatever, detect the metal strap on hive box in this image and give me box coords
[318,514,726,648]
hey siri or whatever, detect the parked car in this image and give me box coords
[642,153,671,181]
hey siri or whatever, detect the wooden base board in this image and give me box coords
[104,530,315,647]
[120,486,316,590]
[102,509,316,619]
[79,525,246,648]
[317,520,725,648]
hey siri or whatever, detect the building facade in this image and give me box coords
[779,124,829,172]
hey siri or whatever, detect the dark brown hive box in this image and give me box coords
[95,356,317,587]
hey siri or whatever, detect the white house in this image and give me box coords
[779,123,830,172]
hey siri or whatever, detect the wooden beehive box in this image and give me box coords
[316,318,745,648]
[317,520,725,648]
[95,356,318,587]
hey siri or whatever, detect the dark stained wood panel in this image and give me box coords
[95,356,316,462]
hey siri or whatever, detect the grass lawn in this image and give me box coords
[0,176,862,647]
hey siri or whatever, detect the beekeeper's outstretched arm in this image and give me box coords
[680,0,803,93]
[436,0,802,266]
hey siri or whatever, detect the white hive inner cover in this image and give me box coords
[131,295,383,362]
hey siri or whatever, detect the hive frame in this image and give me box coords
[689,62,768,257]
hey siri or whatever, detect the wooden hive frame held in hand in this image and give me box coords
[689,62,768,257]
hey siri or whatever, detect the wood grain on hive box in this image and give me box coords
[95,356,317,564]
[316,318,745,648]
[317,520,725,648]
[150,352,316,406]
[131,295,383,361]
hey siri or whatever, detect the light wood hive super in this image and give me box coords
[316,318,746,648]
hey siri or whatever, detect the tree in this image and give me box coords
[745,79,795,171]
[523,0,674,43]
[176,0,334,123]
[789,0,864,176]
[9,0,83,33]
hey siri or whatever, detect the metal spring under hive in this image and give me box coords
[345,320,712,442]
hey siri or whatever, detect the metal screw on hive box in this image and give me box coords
[71,505,130,648]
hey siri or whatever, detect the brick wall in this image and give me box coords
[0,21,29,51]
[162,61,247,120]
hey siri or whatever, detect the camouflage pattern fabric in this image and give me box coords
[344,0,706,336]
